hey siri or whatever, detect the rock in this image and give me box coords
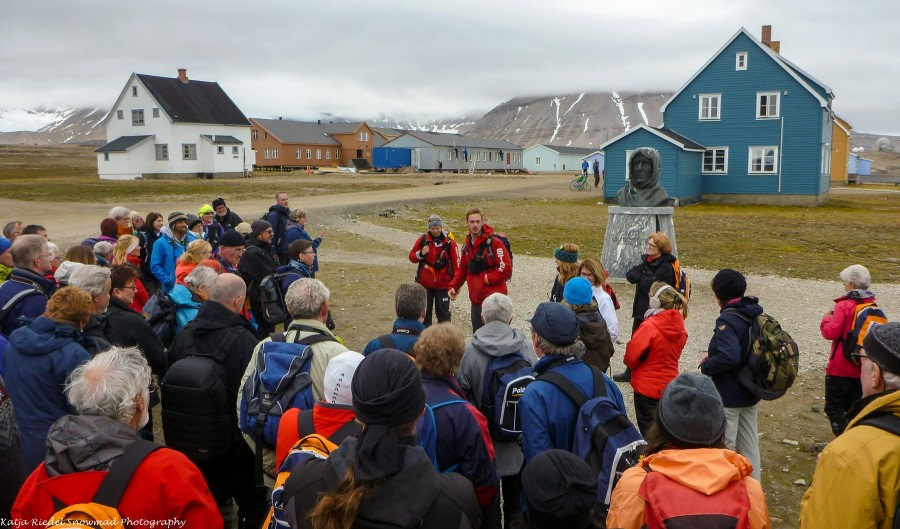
[794,479,807,487]
[800,438,817,452]
[771,517,784,525]
[782,439,799,446]
[811,405,820,413]
[782,468,789,473]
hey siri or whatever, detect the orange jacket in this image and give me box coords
[607,448,770,529]
[624,310,687,399]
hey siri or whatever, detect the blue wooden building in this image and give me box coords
[602,26,835,205]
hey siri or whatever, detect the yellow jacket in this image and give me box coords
[800,389,900,529]
[607,448,770,529]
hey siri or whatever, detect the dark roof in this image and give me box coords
[536,145,596,156]
[252,119,340,145]
[136,74,250,126]
[94,135,152,153]
[404,131,521,150]
[201,134,243,144]
[652,127,705,150]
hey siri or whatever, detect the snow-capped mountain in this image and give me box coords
[367,116,480,134]
[0,108,107,145]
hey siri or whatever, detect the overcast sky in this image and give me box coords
[2,0,898,133]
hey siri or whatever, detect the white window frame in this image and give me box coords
[232,146,239,157]
[296,148,301,159]
[306,149,312,159]
[736,52,748,71]
[103,153,109,161]
[252,130,259,140]
[358,131,364,141]
[702,147,729,174]
[326,149,331,160]
[182,144,197,161]
[756,92,780,119]
[131,109,144,126]
[316,149,322,160]
[699,94,721,121]
[116,110,123,120]
[335,149,340,159]
[748,146,778,174]
[217,146,224,154]
[624,149,635,180]
[272,148,278,158]
[155,144,168,161]
[132,86,138,97]
[152,108,160,118]
[535,157,541,165]
[264,148,270,160]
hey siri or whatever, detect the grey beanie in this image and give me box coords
[428,214,443,229]
[657,372,727,447]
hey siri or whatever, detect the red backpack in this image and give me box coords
[639,466,751,529]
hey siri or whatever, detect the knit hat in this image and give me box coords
[351,349,426,481]
[251,220,272,236]
[554,245,579,263]
[530,302,580,346]
[563,277,593,306]
[324,351,365,406]
[0,238,11,255]
[219,229,245,248]
[199,204,215,216]
[657,372,727,447]
[522,449,598,529]
[428,214,443,229]
[212,198,226,209]
[863,322,900,376]
[711,269,747,302]
[186,214,202,230]
[168,211,188,229]
[234,222,252,236]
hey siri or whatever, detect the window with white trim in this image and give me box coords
[535,157,541,165]
[155,144,168,161]
[182,144,197,160]
[306,149,312,159]
[702,148,728,174]
[232,146,239,156]
[104,153,109,161]
[264,148,270,160]
[217,146,224,154]
[748,146,778,174]
[625,149,634,180]
[316,149,321,159]
[335,149,340,159]
[326,149,331,160]
[296,148,302,159]
[252,130,259,140]
[272,148,278,158]
[131,109,144,126]
[736,52,748,71]
[152,108,160,118]
[757,92,780,118]
[116,110,123,120]
[132,86,138,97]
[699,94,721,120]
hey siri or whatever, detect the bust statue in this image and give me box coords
[617,147,674,207]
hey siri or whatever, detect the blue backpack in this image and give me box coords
[415,397,469,473]
[239,332,335,447]
[540,366,646,525]
[479,353,534,442]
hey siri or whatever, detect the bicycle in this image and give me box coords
[569,172,592,191]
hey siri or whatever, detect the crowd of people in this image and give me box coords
[0,199,896,529]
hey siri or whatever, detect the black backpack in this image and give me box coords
[161,329,239,461]
[465,233,513,279]
[141,291,179,348]
[257,270,299,326]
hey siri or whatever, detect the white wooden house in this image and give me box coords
[95,69,254,180]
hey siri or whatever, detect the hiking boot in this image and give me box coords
[612,368,632,382]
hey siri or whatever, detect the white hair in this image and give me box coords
[108,206,131,219]
[883,370,900,391]
[285,278,330,320]
[840,264,871,290]
[184,265,218,291]
[93,241,114,259]
[47,241,60,259]
[66,346,150,424]
[481,293,513,324]
[68,265,111,296]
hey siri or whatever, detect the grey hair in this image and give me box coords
[66,346,150,424]
[93,241,114,259]
[883,370,900,391]
[840,264,871,290]
[108,206,131,219]
[481,293,513,324]
[2,221,21,239]
[210,273,246,303]
[68,265,111,296]
[47,241,60,260]
[184,265,218,291]
[285,278,330,319]
[10,234,46,268]
[533,332,585,358]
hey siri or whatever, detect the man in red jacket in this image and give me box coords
[448,208,512,332]
[409,214,458,327]
[12,346,221,528]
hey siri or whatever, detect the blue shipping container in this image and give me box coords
[373,147,412,170]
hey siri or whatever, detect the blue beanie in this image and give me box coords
[0,238,10,255]
[563,277,594,306]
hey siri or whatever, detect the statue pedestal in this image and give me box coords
[601,207,677,281]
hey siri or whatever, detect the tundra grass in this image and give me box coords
[360,193,900,283]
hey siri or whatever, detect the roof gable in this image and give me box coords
[597,124,705,152]
[530,144,596,156]
[135,73,250,126]
[252,118,340,145]
[660,28,831,115]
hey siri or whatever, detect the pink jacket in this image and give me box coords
[820,292,874,378]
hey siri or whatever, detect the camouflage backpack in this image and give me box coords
[726,310,799,400]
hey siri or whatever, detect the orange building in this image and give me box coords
[250,118,392,169]
[831,115,852,184]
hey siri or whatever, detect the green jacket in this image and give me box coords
[0,263,11,283]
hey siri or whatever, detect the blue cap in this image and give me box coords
[530,302,580,346]
[0,238,11,255]
[563,277,593,306]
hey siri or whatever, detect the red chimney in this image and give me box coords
[177,68,188,84]
[761,25,771,45]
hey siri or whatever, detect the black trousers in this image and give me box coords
[194,435,268,529]
[594,171,601,187]
[825,374,862,436]
[424,288,451,327]
[471,303,485,333]
[633,392,659,438]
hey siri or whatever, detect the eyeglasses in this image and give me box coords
[301,250,316,255]
[580,271,594,277]
[850,352,870,367]
[647,242,658,248]
[120,284,137,291]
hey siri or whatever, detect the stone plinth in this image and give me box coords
[601,207,677,280]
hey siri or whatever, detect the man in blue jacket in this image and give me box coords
[150,212,189,293]
[520,302,625,462]
[362,283,427,357]
[266,192,291,265]
[0,235,56,337]
[700,268,763,481]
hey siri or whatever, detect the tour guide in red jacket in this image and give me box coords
[448,208,512,332]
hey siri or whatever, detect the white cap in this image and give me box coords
[323,351,365,405]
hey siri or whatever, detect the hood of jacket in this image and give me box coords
[720,296,764,319]
[470,320,529,358]
[44,414,141,476]
[269,204,290,217]
[639,448,753,495]
[247,235,272,251]
[169,284,201,308]
[646,309,687,340]
[190,299,254,334]
[835,289,876,304]
[159,225,187,244]
[8,316,83,356]
[10,266,57,294]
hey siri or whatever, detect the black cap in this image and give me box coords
[212,198,226,209]
[530,302,580,345]
[522,449,597,529]
[219,229,245,248]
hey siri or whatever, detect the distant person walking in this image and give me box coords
[581,159,589,177]
[592,159,601,187]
